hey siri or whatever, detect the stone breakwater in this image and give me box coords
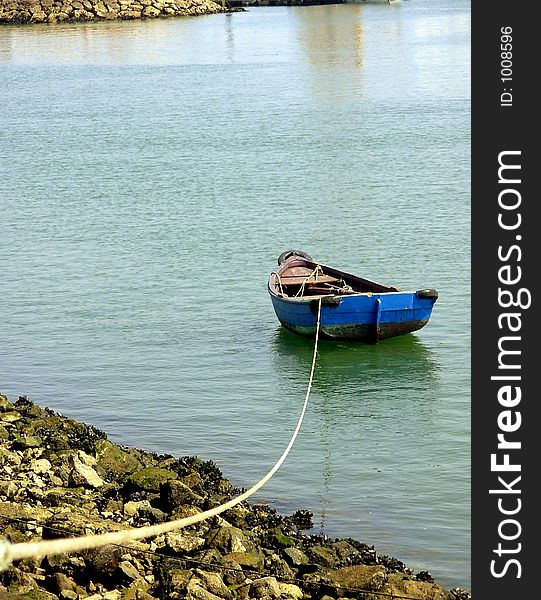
[0,393,472,600]
[0,0,225,25]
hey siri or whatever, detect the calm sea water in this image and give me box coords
[0,0,471,589]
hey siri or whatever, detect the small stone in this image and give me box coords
[169,569,193,592]
[84,544,124,575]
[69,556,86,568]
[165,531,205,553]
[126,466,177,492]
[77,450,98,466]
[96,436,142,479]
[284,547,309,566]
[53,572,77,593]
[161,479,204,510]
[69,453,105,488]
[50,474,63,486]
[13,434,42,449]
[250,576,282,599]
[207,526,249,554]
[187,585,224,600]
[30,458,52,474]
[124,499,151,517]
[179,471,205,494]
[194,569,232,599]
[266,553,294,579]
[307,544,337,568]
[119,10,142,18]
[224,551,264,571]
[42,553,69,572]
[0,394,12,411]
[171,504,202,520]
[222,556,245,586]
[278,583,303,599]
[0,411,21,423]
[332,540,359,561]
[137,505,167,523]
[385,574,451,600]
[141,5,160,17]
[118,559,141,581]
[269,529,296,548]
[0,480,18,499]
[327,565,388,592]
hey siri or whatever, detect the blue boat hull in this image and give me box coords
[269,290,436,343]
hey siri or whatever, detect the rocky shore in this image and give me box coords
[0,393,471,600]
[0,0,227,25]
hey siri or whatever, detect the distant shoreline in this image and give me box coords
[0,392,471,599]
[0,0,393,26]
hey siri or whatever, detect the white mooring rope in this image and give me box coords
[0,300,322,572]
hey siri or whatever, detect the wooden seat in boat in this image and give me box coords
[280,274,340,286]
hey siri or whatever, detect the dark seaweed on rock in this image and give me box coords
[339,538,379,564]
[191,457,226,488]
[14,396,107,455]
[64,421,107,454]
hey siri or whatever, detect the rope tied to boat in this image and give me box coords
[0,299,323,571]
[294,264,323,297]
[270,271,285,295]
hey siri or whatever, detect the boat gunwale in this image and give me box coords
[269,289,417,301]
[268,256,401,300]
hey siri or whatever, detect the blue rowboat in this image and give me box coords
[268,250,438,343]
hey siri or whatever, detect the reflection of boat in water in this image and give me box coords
[271,324,441,532]
[272,325,441,397]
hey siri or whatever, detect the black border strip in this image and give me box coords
[472,1,538,597]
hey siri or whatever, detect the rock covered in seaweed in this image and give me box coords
[0,393,471,599]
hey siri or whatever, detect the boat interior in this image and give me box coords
[270,259,399,298]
